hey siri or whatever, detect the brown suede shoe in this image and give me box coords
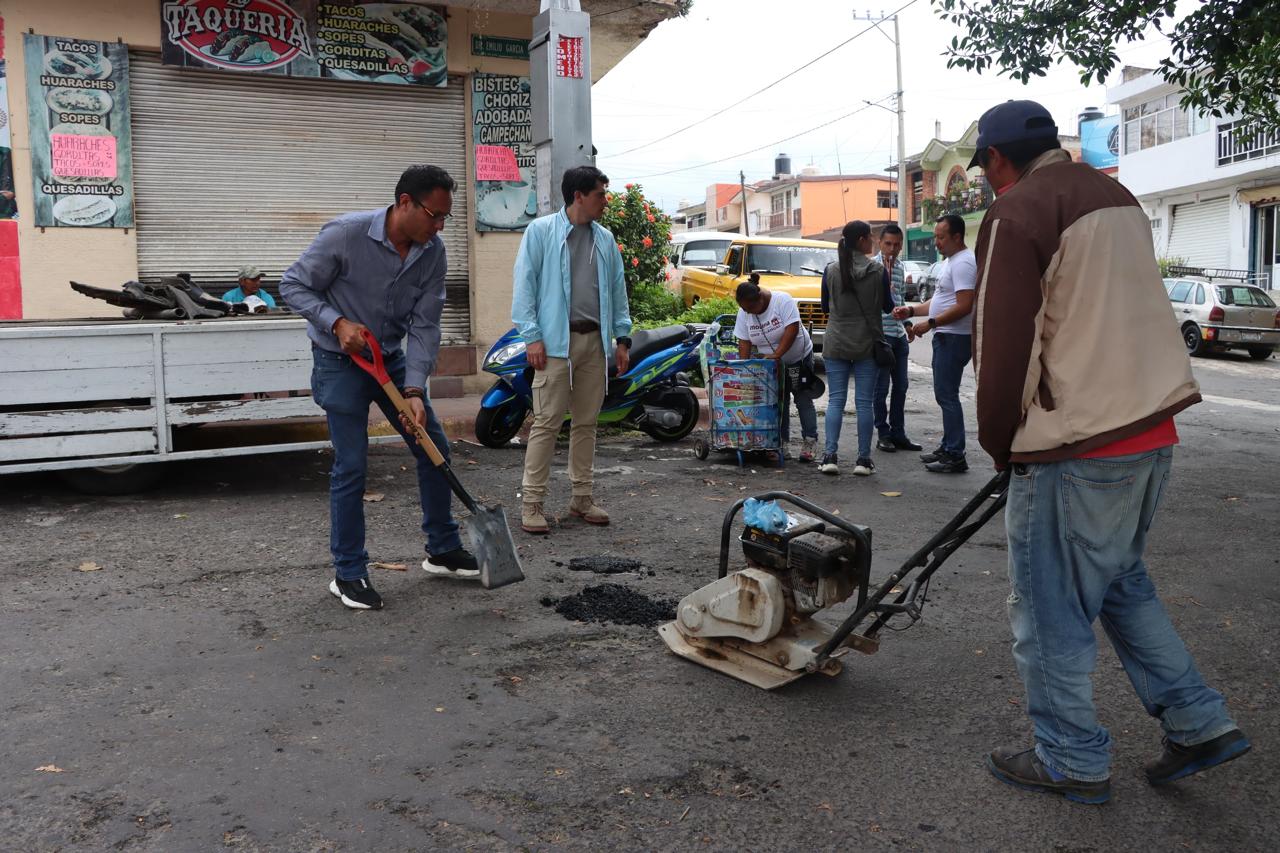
[521,502,549,534]
[568,495,609,525]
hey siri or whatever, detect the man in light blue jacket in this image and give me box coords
[512,165,632,535]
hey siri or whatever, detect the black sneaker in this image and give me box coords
[986,745,1111,805]
[1144,729,1251,786]
[876,436,897,453]
[818,453,839,475]
[925,452,969,473]
[919,447,945,463]
[423,547,480,579]
[891,436,923,451]
[329,577,383,610]
[852,457,875,476]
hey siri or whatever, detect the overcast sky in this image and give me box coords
[591,0,1174,213]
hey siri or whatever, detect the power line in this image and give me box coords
[630,95,897,179]
[603,0,923,158]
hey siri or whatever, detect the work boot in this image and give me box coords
[569,495,610,525]
[423,547,480,579]
[925,452,969,474]
[521,502,549,535]
[329,577,383,611]
[798,437,817,463]
[986,745,1111,805]
[1144,729,1251,786]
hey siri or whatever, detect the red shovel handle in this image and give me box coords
[348,328,390,385]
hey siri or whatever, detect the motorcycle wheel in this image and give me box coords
[474,400,529,448]
[640,392,700,442]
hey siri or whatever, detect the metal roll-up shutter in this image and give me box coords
[1167,198,1229,269]
[128,52,470,342]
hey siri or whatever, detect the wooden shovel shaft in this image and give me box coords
[378,380,479,514]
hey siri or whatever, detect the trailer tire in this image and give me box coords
[57,463,165,495]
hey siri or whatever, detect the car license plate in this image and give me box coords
[1241,331,1263,342]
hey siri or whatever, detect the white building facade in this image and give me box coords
[1108,72,1280,288]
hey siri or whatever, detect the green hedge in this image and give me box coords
[632,293,738,330]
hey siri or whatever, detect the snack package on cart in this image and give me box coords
[707,359,783,453]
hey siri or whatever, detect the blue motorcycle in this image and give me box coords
[474,323,708,447]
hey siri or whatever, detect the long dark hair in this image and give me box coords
[837,220,872,291]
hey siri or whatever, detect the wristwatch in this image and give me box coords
[927,318,938,329]
[616,336,632,349]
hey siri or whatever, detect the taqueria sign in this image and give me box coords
[160,0,448,87]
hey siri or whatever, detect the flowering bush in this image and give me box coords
[599,182,672,297]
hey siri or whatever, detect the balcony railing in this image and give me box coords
[921,180,994,222]
[765,210,801,232]
[1217,120,1280,166]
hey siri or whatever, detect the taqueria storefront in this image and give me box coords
[0,0,676,390]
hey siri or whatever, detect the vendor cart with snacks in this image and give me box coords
[693,349,785,467]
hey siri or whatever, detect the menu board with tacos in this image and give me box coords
[22,33,135,228]
[160,1,448,88]
[472,74,535,232]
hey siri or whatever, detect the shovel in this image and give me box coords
[350,329,524,589]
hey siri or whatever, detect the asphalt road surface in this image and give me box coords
[3,346,1277,851]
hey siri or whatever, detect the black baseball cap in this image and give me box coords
[968,100,1059,168]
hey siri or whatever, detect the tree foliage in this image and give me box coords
[934,0,1280,126]
[598,182,673,297]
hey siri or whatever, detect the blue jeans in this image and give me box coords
[311,347,462,581]
[874,334,910,440]
[1006,448,1235,781]
[823,356,878,459]
[931,332,971,456]
[782,357,819,444]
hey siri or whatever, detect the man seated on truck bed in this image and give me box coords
[221,266,277,312]
[279,164,478,612]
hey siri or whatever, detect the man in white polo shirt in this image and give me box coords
[734,274,818,461]
[893,213,976,472]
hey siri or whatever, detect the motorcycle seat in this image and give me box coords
[627,325,689,365]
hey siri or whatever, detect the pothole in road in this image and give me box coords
[566,556,643,574]
[541,583,676,627]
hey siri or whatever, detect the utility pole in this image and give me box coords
[740,170,750,237]
[855,10,907,233]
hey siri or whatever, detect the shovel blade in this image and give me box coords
[468,503,524,589]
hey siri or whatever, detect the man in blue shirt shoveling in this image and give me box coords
[281,165,478,610]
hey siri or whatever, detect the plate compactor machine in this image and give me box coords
[658,473,1009,689]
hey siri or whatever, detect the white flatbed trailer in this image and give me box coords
[0,316,395,492]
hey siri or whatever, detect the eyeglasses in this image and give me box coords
[412,198,453,224]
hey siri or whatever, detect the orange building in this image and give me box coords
[745,173,899,240]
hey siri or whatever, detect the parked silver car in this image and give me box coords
[901,260,931,302]
[913,260,943,303]
[1163,277,1279,359]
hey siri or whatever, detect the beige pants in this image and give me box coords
[521,331,607,504]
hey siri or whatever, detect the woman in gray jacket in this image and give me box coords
[819,220,886,476]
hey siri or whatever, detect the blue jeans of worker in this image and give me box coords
[931,332,971,456]
[1005,448,1235,781]
[781,358,819,445]
[311,346,462,582]
[874,334,910,440]
[823,356,878,460]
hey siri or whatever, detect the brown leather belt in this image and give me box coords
[568,320,599,334]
